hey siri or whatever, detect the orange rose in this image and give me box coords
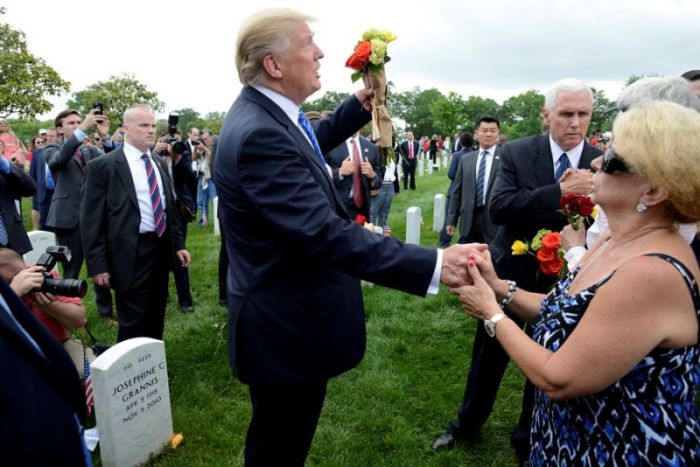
[536,246,557,263]
[541,232,561,249]
[345,41,371,70]
[540,256,564,276]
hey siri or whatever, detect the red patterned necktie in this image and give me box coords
[141,154,166,237]
[408,141,414,160]
[75,146,86,173]
[351,139,364,208]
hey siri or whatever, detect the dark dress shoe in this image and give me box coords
[180,305,194,313]
[432,432,456,451]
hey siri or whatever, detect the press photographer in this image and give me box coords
[0,247,94,379]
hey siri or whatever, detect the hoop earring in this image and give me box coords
[636,202,647,213]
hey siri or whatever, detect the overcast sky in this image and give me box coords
[4,0,699,119]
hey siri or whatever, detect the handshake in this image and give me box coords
[439,243,492,288]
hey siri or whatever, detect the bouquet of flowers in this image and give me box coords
[345,29,396,150]
[560,193,595,230]
[511,229,566,277]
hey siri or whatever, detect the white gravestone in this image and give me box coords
[23,230,57,265]
[426,157,433,175]
[91,338,173,467]
[433,194,445,232]
[417,159,424,177]
[406,206,422,245]
[213,196,220,236]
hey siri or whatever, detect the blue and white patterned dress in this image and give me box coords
[530,254,700,466]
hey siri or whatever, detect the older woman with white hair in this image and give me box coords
[453,101,700,465]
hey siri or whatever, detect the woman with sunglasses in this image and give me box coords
[451,101,700,465]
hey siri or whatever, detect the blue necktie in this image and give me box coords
[141,154,166,237]
[297,110,325,166]
[555,153,570,181]
[475,150,488,207]
[45,163,55,190]
[0,211,8,246]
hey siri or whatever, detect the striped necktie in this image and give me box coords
[475,150,488,207]
[141,154,166,237]
[555,153,570,181]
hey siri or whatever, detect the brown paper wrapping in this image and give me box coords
[362,66,393,149]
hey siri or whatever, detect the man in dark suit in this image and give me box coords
[0,276,88,466]
[44,108,114,318]
[0,154,35,255]
[81,104,191,342]
[399,131,419,190]
[439,131,474,247]
[326,131,381,220]
[433,79,601,464]
[28,142,54,231]
[215,9,476,466]
[445,117,502,245]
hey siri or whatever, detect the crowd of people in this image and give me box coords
[1,6,699,466]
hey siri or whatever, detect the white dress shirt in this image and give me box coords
[123,142,167,234]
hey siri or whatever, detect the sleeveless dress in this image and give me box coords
[529,254,700,466]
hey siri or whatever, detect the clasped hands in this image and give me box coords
[441,244,503,321]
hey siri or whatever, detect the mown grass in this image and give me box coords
[24,159,524,466]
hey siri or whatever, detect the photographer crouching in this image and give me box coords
[154,116,197,313]
[0,246,94,379]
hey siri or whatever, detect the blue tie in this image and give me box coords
[475,150,488,207]
[555,153,570,181]
[0,212,8,246]
[45,164,55,190]
[297,110,325,166]
[141,154,167,237]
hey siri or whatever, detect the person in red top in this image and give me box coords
[0,247,93,378]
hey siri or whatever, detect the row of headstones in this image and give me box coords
[405,194,446,246]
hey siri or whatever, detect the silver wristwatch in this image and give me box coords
[484,312,507,338]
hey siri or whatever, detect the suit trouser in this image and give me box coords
[245,381,327,466]
[38,190,54,231]
[438,194,453,247]
[218,223,228,303]
[172,219,192,307]
[402,160,416,189]
[115,233,170,342]
[55,225,113,317]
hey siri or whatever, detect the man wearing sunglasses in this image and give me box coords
[434,79,602,465]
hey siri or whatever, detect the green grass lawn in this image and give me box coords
[25,161,523,466]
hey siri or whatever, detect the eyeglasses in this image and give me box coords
[94,138,101,141]
[600,148,630,174]
[35,140,45,145]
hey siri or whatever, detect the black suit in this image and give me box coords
[215,86,438,466]
[0,277,87,466]
[81,148,185,341]
[447,147,501,244]
[444,134,601,460]
[399,140,419,189]
[326,136,381,219]
[0,161,35,254]
[170,158,197,308]
[28,147,54,230]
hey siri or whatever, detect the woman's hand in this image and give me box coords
[450,258,500,321]
[469,249,499,288]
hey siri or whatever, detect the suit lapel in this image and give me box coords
[578,143,598,169]
[114,150,139,210]
[533,134,555,185]
[465,152,477,204]
[487,147,501,194]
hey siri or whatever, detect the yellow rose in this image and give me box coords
[591,205,598,219]
[511,240,528,256]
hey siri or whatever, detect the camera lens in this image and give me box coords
[42,278,88,298]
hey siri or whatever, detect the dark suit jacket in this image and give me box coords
[326,136,381,217]
[447,147,501,244]
[215,86,437,389]
[447,148,470,182]
[399,140,420,165]
[0,278,87,466]
[45,134,106,229]
[0,162,36,254]
[489,134,602,290]
[80,148,185,292]
[29,148,52,205]
[171,157,197,217]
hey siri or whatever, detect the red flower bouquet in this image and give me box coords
[512,229,566,278]
[560,193,594,230]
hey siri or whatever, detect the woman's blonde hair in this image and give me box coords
[235,9,314,86]
[612,101,700,223]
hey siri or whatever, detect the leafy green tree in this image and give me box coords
[462,95,501,131]
[67,73,164,126]
[301,91,349,113]
[0,7,70,118]
[499,90,544,140]
[590,87,614,133]
[168,108,201,135]
[429,91,466,138]
[7,118,54,144]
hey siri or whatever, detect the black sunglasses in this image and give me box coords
[600,148,630,174]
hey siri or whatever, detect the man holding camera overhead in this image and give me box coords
[81,104,191,342]
[44,105,115,319]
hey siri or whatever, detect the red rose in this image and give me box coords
[355,214,367,225]
[560,193,579,212]
[577,196,594,217]
[541,232,561,249]
[345,41,371,70]
[536,246,557,263]
[540,256,564,276]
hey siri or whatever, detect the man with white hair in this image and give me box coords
[433,79,602,465]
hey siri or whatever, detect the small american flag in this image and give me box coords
[84,352,94,416]
[383,225,392,237]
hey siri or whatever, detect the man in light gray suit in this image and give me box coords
[44,108,115,317]
[445,117,501,245]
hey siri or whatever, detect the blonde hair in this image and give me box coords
[235,9,314,86]
[612,101,700,223]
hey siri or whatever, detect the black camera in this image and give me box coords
[161,113,185,156]
[92,102,104,115]
[35,246,88,298]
